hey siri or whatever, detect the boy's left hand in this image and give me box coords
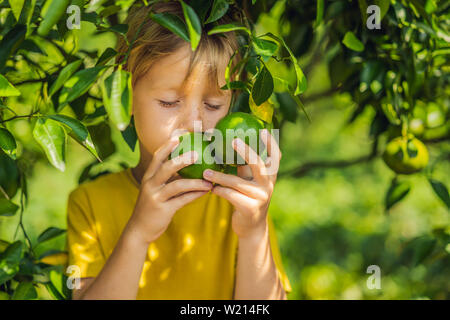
[203,129,281,240]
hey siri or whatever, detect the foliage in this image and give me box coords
[0,0,448,299]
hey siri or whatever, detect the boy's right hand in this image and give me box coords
[126,136,213,245]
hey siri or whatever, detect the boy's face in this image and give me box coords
[132,44,232,156]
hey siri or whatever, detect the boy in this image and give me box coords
[66,1,291,300]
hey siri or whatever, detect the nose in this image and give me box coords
[181,102,204,133]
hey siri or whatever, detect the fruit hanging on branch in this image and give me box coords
[382,135,429,175]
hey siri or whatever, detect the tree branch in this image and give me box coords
[279,138,379,179]
[0,110,39,124]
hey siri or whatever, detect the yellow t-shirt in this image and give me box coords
[65,167,291,299]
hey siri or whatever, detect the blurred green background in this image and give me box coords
[1,0,449,300]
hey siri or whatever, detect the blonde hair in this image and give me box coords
[116,1,242,95]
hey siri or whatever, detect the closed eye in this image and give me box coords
[205,103,222,110]
[158,100,179,107]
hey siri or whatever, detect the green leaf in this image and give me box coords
[58,66,106,110]
[374,0,390,20]
[0,127,17,159]
[291,94,311,123]
[101,68,133,131]
[149,12,189,42]
[37,227,66,244]
[263,32,307,95]
[46,114,101,162]
[45,281,65,300]
[18,0,37,29]
[252,64,274,106]
[0,241,22,285]
[252,37,278,58]
[38,249,66,260]
[381,99,400,125]
[0,198,19,216]
[48,269,67,300]
[180,0,202,51]
[207,23,250,35]
[424,0,437,13]
[12,282,37,300]
[249,95,274,123]
[86,0,107,13]
[413,236,437,266]
[205,0,229,24]
[276,92,298,123]
[96,47,117,66]
[428,179,450,209]
[18,39,46,56]
[357,0,368,22]
[32,117,66,172]
[342,31,365,52]
[37,0,71,36]
[8,0,25,21]
[0,74,20,97]
[0,24,26,71]
[385,179,411,210]
[0,150,19,199]
[104,24,128,35]
[189,0,212,23]
[48,60,83,97]
[2,241,23,263]
[120,117,137,152]
[88,122,116,160]
[0,104,16,115]
[220,81,250,92]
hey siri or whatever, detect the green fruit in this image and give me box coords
[214,112,265,166]
[169,132,221,179]
[423,123,450,141]
[426,102,445,129]
[409,118,425,137]
[382,135,429,174]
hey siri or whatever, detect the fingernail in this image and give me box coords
[203,169,213,178]
[233,138,241,148]
[192,151,198,162]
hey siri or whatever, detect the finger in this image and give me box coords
[152,151,198,185]
[168,191,209,211]
[237,165,253,180]
[160,179,212,201]
[261,129,281,173]
[232,138,266,182]
[212,185,257,208]
[142,136,180,182]
[203,169,265,199]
